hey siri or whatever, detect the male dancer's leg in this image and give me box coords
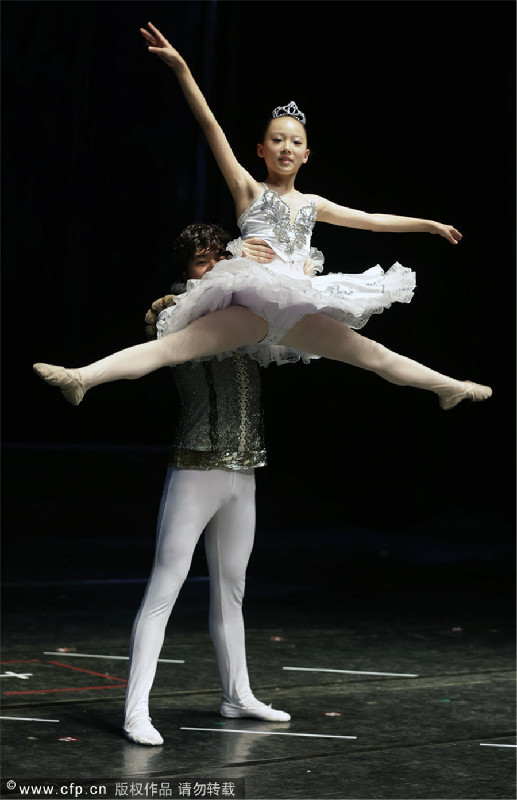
[205,470,290,722]
[204,470,256,707]
[124,469,229,744]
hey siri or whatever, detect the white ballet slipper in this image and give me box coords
[220,698,291,722]
[123,717,164,746]
[439,380,493,411]
[33,363,85,406]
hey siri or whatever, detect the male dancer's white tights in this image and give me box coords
[124,467,256,732]
[76,307,468,402]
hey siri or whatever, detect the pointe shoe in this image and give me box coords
[123,717,164,746]
[33,363,85,406]
[221,698,291,722]
[439,380,493,411]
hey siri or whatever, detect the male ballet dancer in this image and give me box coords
[124,224,290,746]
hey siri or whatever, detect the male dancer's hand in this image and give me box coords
[241,238,275,264]
[145,295,176,340]
[242,237,317,275]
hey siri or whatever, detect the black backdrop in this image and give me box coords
[2,1,515,568]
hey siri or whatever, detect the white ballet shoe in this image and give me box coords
[220,698,291,722]
[439,380,493,411]
[33,363,85,406]
[123,717,164,746]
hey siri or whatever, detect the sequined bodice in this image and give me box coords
[237,188,317,266]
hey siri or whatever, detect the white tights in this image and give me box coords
[124,467,257,731]
[77,306,465,401]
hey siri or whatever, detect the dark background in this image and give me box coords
[2,1,515,592]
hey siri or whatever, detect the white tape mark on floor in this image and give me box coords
[181,727,356,740]
[283,666,419,677]
[479,743,517,748]
[0,672,33,680]
[0,716,60,722]
[43,652,184,664]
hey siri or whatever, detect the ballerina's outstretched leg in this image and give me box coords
[33,306,268,405]
[278,313,492,410]
[34,306,491,410]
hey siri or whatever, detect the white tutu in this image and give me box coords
[156,256,416,367]
[157,186,416,367]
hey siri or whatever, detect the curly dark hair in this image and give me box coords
[173,223,232,278]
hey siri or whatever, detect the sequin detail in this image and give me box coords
[234,354,249,454]
[169,448,266,470]
[260,189,316,257]
[203,361,219,452]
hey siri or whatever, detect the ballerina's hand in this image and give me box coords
[140,22,185,70]
[434,222,462,245]
[241,238,275,264]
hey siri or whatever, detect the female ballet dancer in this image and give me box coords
[33,22,491,410]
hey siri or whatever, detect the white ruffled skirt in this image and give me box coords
[156,257,416,367]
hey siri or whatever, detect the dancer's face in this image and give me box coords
[186,248,227,280]
[257,117,309,175]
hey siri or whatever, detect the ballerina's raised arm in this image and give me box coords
[140,22,260,217]
[142,23,463,247]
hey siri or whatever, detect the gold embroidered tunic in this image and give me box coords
[168,353,266,471]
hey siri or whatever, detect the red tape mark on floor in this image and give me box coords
[3,659,127,695]
[46,660,127,682]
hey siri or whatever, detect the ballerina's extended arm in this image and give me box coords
[310,196,462,245]
[140,22,258,215]
[141,25,460,246]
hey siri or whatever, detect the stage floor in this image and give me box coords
[1,566,515,800]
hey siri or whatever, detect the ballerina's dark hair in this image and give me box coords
[260,101,308,144]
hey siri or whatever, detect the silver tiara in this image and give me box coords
[271,101,306,126]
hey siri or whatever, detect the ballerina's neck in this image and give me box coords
[262,178,297,197]
[261,181,310,225]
